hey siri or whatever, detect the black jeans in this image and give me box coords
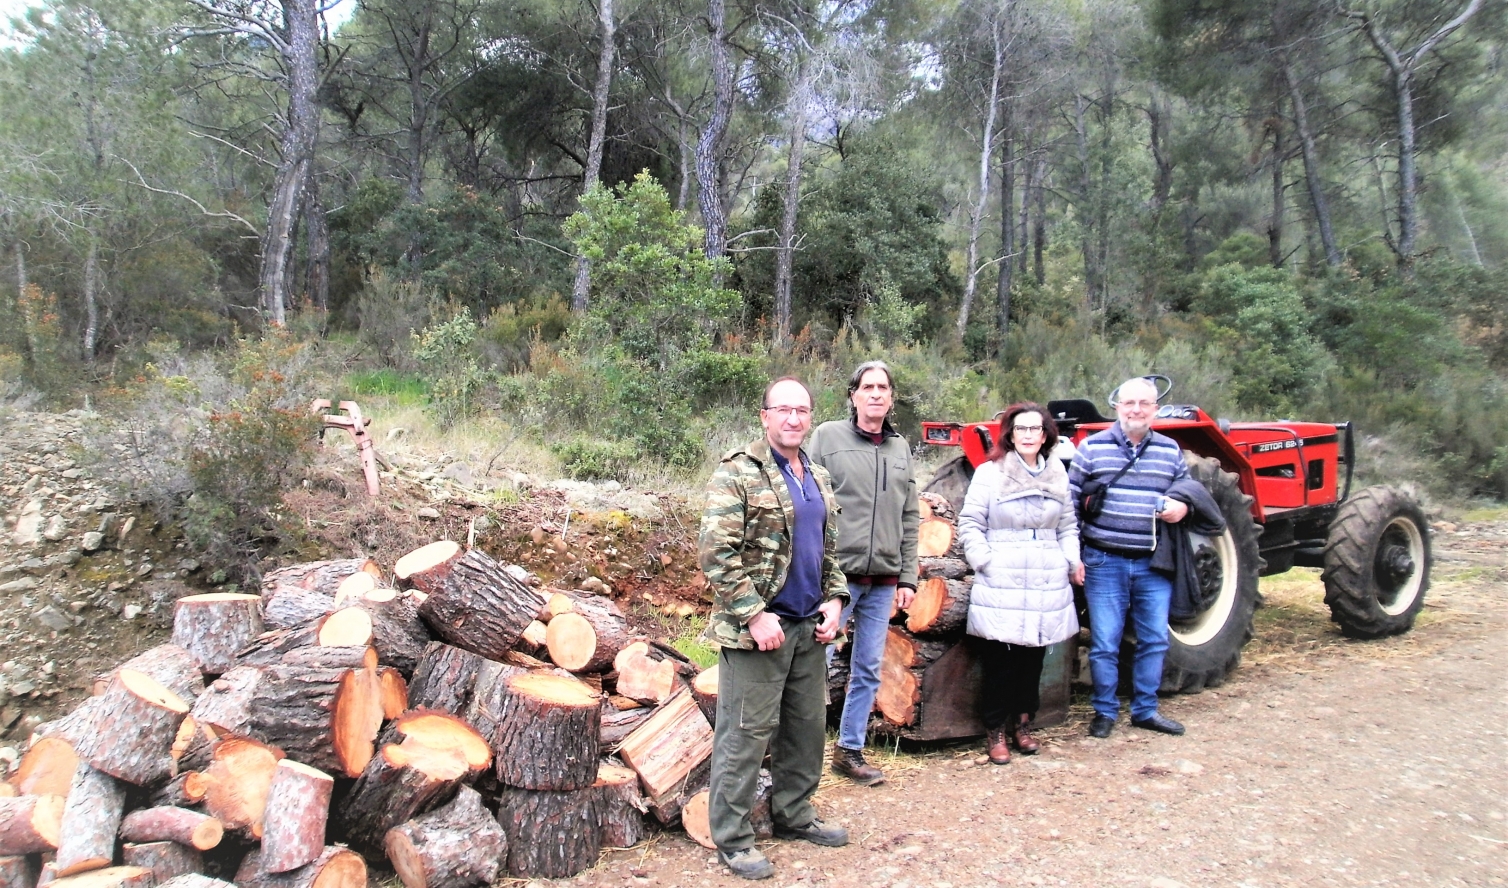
[975,637,1047,730]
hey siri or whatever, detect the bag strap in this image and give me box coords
[1093,439,1146,492]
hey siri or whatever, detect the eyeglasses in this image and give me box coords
[1012,424,1044,434]
[763,405,812,419]
[1117,400,1157,409]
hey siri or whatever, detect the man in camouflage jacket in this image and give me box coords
[698,377,850,880]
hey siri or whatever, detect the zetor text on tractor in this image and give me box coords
[919,375,1432,694]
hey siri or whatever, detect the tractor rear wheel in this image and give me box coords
[1321,486,1430,639]
[1158,453,1262,693]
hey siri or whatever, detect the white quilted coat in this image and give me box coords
[956,452,1081,646]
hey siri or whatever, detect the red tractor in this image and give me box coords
[919,376,1432,693]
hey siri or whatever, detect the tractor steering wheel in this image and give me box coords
[1107,374,1175,411]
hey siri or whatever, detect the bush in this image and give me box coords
[479,295,573,373]
[357,271,432,367]
[412,309,488,428]
[551,438,640,480]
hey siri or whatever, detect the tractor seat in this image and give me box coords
[1047,398,1110,427]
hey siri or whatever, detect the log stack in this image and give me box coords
[3,543,726,885]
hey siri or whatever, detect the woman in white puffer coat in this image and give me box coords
[955,402,1083,765]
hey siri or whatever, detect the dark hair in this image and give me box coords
[986,402,1059,461]
[762,376,813,410]
[846,360,894,420]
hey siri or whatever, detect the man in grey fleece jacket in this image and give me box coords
[808,360,920,785]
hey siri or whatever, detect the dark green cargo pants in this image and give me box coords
[708,615,827,852]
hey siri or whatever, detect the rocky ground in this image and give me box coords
[2,408,1503,887]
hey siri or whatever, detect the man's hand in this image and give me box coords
[748,611,785,651]
[814,599,843,644]
[895,586,916,611]
[1159,499,1190,523]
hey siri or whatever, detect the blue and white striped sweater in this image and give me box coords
[1067,424,1189,553]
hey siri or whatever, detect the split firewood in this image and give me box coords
[0,854,38,888]
[544,597,631,673]
[118,807,223,851]
[593,763,650,849]
[120,842,202,883]
[272,646,378,671]
[599,704,653,749]
[616,688,714,823]
[339,711,491,854]
[94,645,204,702]
[379,668,409,720]
[333,571,377,605]
[200,736,284,838]
[690,665,719,727]
[172,594,265,675]
[261,559,381,596]
[916,516,956,558]
[235,846,366,888]
[393,542,463,595]
[405,643,485,715]
[187,662,383,778]
[491,673,601,791]
[905,576,972,636]
[352,595,430,676]
[612,642,678,705]
[147,771,208,808]
[44,866,154,888]
[14,737,78,797]
[0,793,64,853]
[74,670,189,786]
[416,549,540,659]
[918,555,971,580]
[514,621,548,657]
[494,786,601,879]
[678,768,773,845]
[156,876,234,888]
[260,586,336,632]
[54,765,126,877]
[258,760,333,873]
[383,785,505,888]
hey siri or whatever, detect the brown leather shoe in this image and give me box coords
[832,746,885,786]
[986,726,1011,765]
[1013,714,1040,754]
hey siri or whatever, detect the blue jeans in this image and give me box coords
[1083,547,1171,721]
[835,581,896,750]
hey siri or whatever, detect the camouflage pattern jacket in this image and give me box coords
[698,438,849,650]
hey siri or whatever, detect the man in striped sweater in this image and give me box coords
[1068,377,1191,739]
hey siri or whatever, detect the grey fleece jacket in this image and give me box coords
[807,418,921,589]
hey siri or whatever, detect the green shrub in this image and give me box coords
[681,349,765,408]
[551,438,639,480]
[480,296,573,372]
[357,271,432,367]
[345,369,428,403]
[412,309,487,428]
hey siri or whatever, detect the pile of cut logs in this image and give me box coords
[0,540,732,887]
[839,493,1072,741]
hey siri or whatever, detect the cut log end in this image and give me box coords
[916,517,956,558]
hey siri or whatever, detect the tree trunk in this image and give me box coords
[262,558,382,595]
[416,548,541,659]
[259,761,332,873]
[44,867,154,888]
[1268,113,1286,268]
[172,593,264,675]
[0,855,40,888]
[119,807,223,852]
[592,763,650,848]
[234,847,365,888]
[543,597,631,673]
[1072,93,1100,311]
[1282,59,1341,267]
[75,670,190,786]
[119,843,201,884]
[956,22,1004,341]
[695,0,734,263]
[302,173,329,312]
[258,0,323,327]
[996,100,1015,339]
[490,673,602,791]
[94,644,203,702]
[14,737,78,798]
[571,0,616,313]
[773,57,811,349]
[81,236,99,364]
[904,577,972,636]
[405,642,487,714]
[1033,155,1047,285]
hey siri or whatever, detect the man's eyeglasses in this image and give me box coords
[763,405,812,419]
[1013,424,1044,434]
[1118,400,1157,409]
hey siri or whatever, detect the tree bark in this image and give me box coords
[416,548,540,659]
[494,787,601,878]
[81,236,99,364]
[302,172,329,313]
[55,765,126,877]
[592,763,649,848]
[571,0,616,313]
[383,785,505,888]
[1281,58,1341,267]
[1268,112,1286,268]
[75,670,189,786]
[773,56,812,349]
[490,673,601,791]
[119,843,202,884]
[996,99,1015,339]
[259,761,332,873]
[119,807,223,852]
[234,847,365,888]
[94,644,203,702]
[172,593,264,675]
[695,0,734,263]
[956,18,1004,341]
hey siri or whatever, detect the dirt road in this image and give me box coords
[584,522,1507,888]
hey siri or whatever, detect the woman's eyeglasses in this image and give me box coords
[1012,424,1044,434]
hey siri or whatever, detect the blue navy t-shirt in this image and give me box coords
[767,449,825,620]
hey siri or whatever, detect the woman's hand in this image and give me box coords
[1070,562,1085,586]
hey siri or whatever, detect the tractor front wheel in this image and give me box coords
[1322,486,1431,638]
[1158,453,1263,693]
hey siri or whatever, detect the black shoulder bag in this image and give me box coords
[1077,446,1143,521]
